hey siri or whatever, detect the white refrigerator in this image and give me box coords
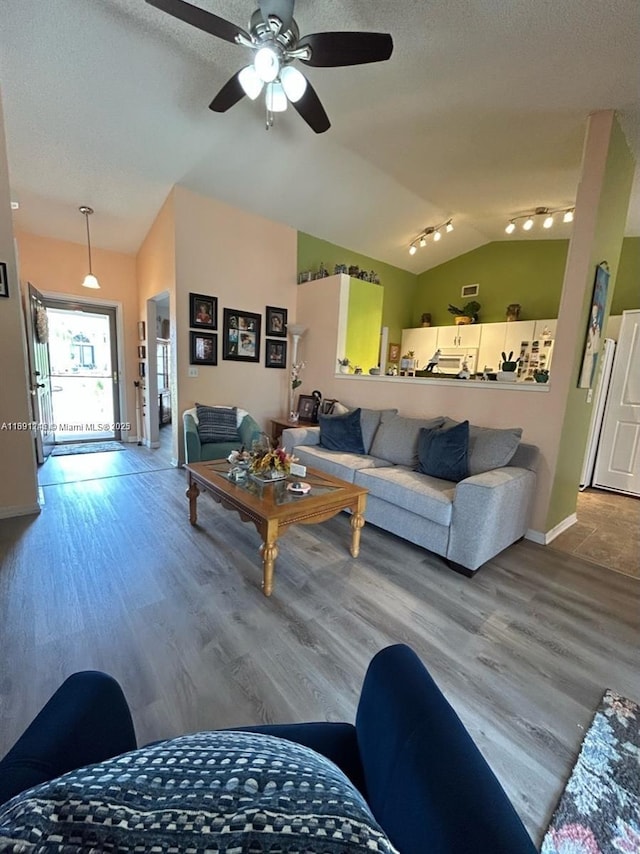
[579,338,616,490]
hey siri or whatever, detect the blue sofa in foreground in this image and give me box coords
[0,645,536,853]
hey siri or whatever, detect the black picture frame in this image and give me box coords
[320,398,337,415]
[297,394,315,420]
[265,338,287,368]
[138,362,146,377]
[137,321,145,341]
[190,292,217,330]
[265,305,287,337]
[222,308,261,362]
[0,261,8,298]
[137,345,146,359]
[190,331,217,365]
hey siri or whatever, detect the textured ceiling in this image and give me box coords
[1,0,638,274]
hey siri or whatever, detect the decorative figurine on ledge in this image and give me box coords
[506,303,521,322]
[425,349,441,373]
[457,359,471,380]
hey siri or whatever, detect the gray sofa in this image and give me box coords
[281,409,538,576]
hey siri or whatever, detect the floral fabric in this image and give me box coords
[541,689,640,854]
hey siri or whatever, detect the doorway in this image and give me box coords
[44,298,121,443]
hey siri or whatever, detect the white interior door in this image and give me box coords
[593,310,640,496]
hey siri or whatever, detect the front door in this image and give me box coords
[24,283,55,463]
[593,309,640,496]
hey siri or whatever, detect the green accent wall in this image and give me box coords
[611,236,640,313]
[346,278,384,370]
[547,117,635,530]
[415,241,569,326]
[297,232,416,346]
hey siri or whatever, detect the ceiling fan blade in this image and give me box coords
[259,0,295,31]
[145,0,249,45]
[298,32,393,67]
[209,72,246,112]
[291,78,330,134]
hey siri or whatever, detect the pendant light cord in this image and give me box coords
[84,210,93,274]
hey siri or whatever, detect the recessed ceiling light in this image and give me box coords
[11,201,19,210]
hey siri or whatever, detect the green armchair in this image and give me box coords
[183,407,262,463]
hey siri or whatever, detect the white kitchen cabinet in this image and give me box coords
[477,323,507,372]
[437,323,482,349]
[503,321,536,363]
[400,327,439,368]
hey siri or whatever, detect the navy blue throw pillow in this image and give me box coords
[319,407,365,454]
[417,420,470,482]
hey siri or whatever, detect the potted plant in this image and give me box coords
[501,351,519,371]
[400,350,417,371]
[534,368,549,383]
[447,301,481,325]
[337,357,350,374]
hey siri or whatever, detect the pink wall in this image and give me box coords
[173,187,297,457]
[15,231,139,437]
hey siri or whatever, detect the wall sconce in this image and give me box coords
[505,206,574,234]
[409,219,453,255]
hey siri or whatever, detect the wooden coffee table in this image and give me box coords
[184,460,368,597]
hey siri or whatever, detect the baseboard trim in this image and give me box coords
[526,513,577,545]
[0,502,41,520]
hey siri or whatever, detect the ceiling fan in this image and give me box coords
[145,0,394,133]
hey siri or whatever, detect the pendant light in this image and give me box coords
[79,206,100,289]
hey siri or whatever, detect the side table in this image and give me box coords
[271,416,316,446]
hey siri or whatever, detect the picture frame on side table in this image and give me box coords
[320,398,337,415]
[265,305,287,337]
[190,331,217,366]
[190,292,217,330]
[222,308,261,362]
[265,339,287,368]
[297,394,316,421]
[0,262,8,298]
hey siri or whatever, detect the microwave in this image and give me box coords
[433,348,479,375]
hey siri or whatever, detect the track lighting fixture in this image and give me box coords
[408,219,454,255]
[79,206,100,289]
[505,206,575,235]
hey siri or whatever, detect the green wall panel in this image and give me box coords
[345,278,384,371]
[611,236,640,314]
[547,117,635,530]
[414,241,569,327]
[297,232,416,346]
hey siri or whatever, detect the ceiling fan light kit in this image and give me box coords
[409,219,454,256]
[145,0,393,133]
[505,205,575,234]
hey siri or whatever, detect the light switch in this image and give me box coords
[188,366,199,378]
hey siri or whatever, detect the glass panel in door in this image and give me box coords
[46,304,120,442]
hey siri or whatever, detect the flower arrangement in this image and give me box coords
[250,446,297,478]
[337,357,350,366]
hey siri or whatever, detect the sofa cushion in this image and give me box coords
[195,404,241,444]
[319,407,365,454]
[355,466,455,527]
[370,413,446,467]
[360,408,399,454]
[0,731,398,854]
[294,445,390,484]
[417,420,469,482]
[440,420,523,475]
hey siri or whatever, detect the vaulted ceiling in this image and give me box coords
[1,0,638,273]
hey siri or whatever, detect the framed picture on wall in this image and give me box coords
[0,261,8,298]
[190,331,217,365]
[222,308,261,362]
[388,342,400,363]
[265,339,287,368]
[137,321,146,341]
[190,292,217,330]
[265,305,287,337]
[578,262,610,389]
[137,345,146,359]
[138,362,146,377]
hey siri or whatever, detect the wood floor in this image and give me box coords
[0,444,638,847]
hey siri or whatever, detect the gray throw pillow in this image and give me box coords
[359,408,398,454]
[370,412,446,467]
[195,404,241,444]
[0,731,399,854]
[467,425,523,474]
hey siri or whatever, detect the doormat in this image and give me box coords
[541,688,640,854]
[51,442,126,456]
